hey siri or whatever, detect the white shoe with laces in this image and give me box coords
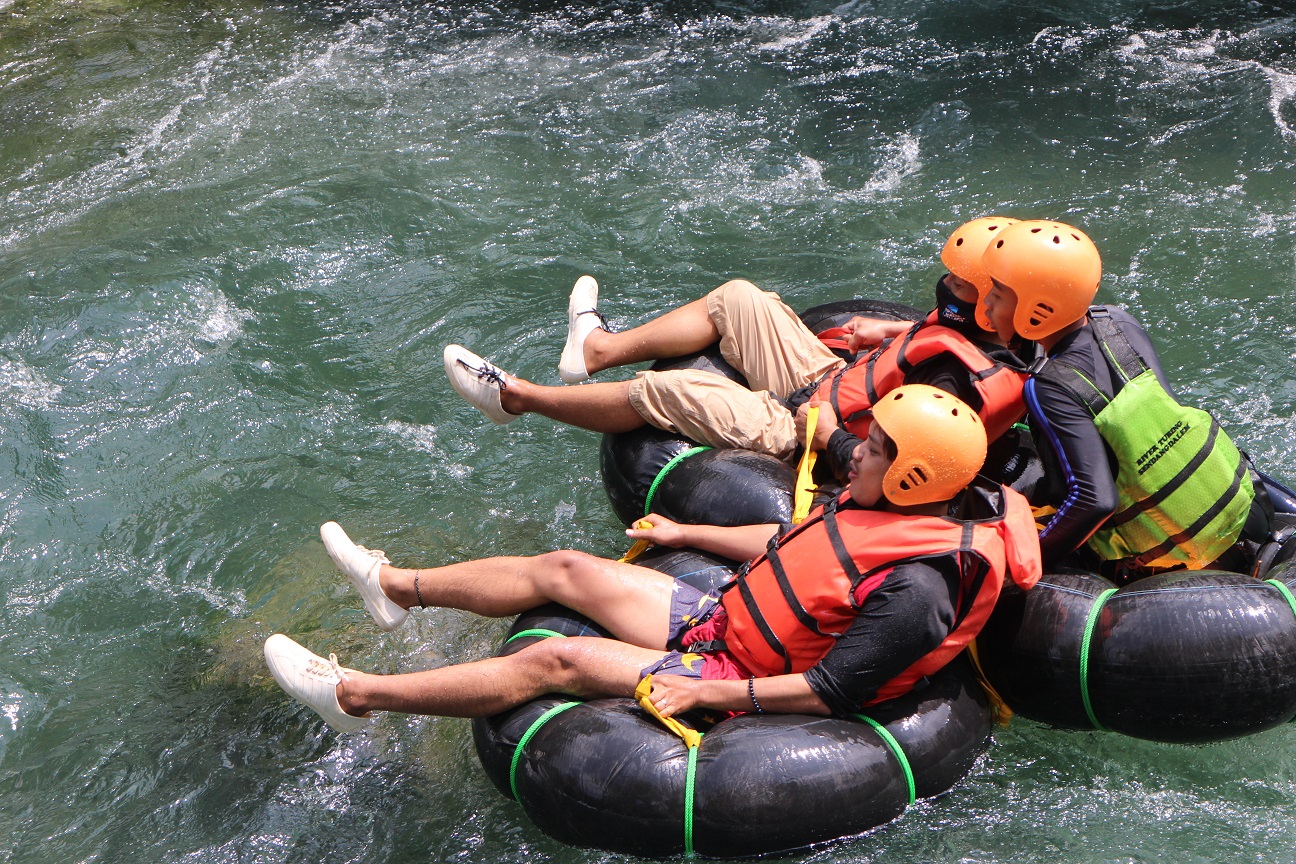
[443,344,519,425]
[558,275,606,384]
[320,521,408,631]
[263,634,370,733]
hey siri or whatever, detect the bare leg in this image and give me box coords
[337,637,664,718]
[583,296,720,375]
[498,377,646,433]
[378,550,675,649]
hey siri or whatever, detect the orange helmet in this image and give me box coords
[940,216,1019,331]
[981,220,1102,340]
[871,384,987,506]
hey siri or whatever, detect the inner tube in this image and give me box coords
[975,520,1296,742]
[471,547,994,857]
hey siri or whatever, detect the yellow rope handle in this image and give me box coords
[618,519,654,563]
[634,675,703,749]
[792,405,819,524]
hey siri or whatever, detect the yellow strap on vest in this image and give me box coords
[618,519,654,563]
[792,405,819,524]
[967,639,1014,726]
[634,675,703,749]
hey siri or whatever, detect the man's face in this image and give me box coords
[944,272,978,303]
[848,424,892,507]
[984,278,1020,343]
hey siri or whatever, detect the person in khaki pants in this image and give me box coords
[444,218,1022,468]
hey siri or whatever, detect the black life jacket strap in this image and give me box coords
[1088,306,1151,385]
[736,575,792,674]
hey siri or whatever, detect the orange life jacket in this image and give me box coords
[720,480,1042,705]
[814,312,1028,442]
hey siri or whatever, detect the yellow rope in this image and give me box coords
[634,675,702,749]
[792,405,819,524]
[618,519,654,563]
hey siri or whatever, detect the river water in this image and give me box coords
[2,0,1295,861]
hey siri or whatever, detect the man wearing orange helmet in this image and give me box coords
[264,386,1041,729]
[444,218,1033,486]
[981,220,1272,577]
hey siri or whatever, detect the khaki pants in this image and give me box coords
[627,280,845,461]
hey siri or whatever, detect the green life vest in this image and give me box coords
[1038,307,1253,569]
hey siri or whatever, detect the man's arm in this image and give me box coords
[1025,374,1119,567]
[644,671,831,718]
[626,515,782,563]
[802,559,960,715]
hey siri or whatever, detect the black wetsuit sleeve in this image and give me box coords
[1025,373,1120,567]
[802,558,960,715]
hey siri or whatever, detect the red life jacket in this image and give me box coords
[814,312,1028,442]
[720,480,1042,705]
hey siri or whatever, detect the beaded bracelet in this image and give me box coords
[414,569,426,608]
[748,676,764,714]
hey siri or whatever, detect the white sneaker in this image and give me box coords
[263,634,370,733]
[320,521,408,631]
[558,275,606,384]
[443,345,519,425]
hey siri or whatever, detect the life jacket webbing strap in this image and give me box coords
[644,446,712,516]
[829,368,846,423]
[1040,359,1109,418]
[504,628,568,645]
[824,504,865,588]
[891,323,920,377]
[852,714,916,804]
[737,574,792,674]
[1089,307,1151,385]
[1265,578,1296,622]
[1079,588,1117,731]
[1131,456,1249,567]
[684,742,701,857]
[767,545,831,637]
[510,701,581,802]
[1106,420,1222,529]
[948,524,986,632]
[864,349,881,404]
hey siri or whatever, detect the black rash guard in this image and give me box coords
[802,555,960,714]
[1025,307,1177,568]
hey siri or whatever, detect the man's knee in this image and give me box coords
[534,549,601,593]
[516,637,587,692]
[710,279,764,310]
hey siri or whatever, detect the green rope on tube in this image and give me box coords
[683,740,701,856]
[1079,587,1117,731]
[644,446,711,516]
[503,628,567,646]
[509,701,581,802]
[853,714,915,804]
[1266,579,1296,622]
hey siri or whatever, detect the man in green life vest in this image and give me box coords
[978,220,1273,580]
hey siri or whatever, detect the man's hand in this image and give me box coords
[626,514,688,548]
[840,316,896,353]
[647,674,707,718]
[795,399,840,451]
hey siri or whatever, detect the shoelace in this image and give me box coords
[457,358,507,391]
[306,652,347,682]
[576,308,610,330]
[355,544,389,566]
